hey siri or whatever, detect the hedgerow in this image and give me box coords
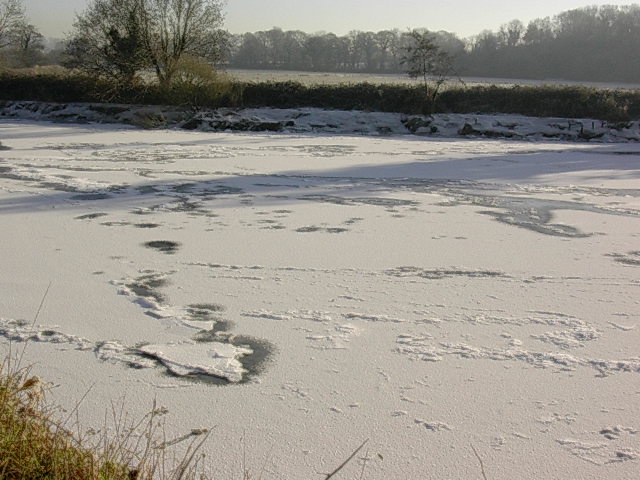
[1,70,638,121]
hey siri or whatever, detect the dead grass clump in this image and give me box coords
[0,355,210,479]
[0,359,126,479]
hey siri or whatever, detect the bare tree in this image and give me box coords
[401,29,454,113]
[498,19,525,47]
[375,30,398,71]
[139,0,225,86]
[7,21,44,67]
[523,17,554,45]
[0,0,25,50]
[66,0,225,86]
[64,0,148,83]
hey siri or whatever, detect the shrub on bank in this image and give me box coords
[0,70,105,103]
[238,81,429,113]
[438,85,634,121]
[0,69,638,121]
[0,361,129,479]
[0,70,237,107]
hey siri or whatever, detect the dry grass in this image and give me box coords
[0,357,125,479]
[0,283,211,479]
[0,353,212,479]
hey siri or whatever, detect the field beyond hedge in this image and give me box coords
[1,69,640,121]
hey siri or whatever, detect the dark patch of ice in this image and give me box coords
[75,212,108,220]
[101,221,130,227]
[385,266,505,280]
[301,194,418,208]
[134,223,161,229]
[125,273,169,303]
[607,251,640,266]
[143,240,181,255]
[187,303,226,318]
[70,193,112,201]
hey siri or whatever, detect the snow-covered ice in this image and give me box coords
[1,112,639,479]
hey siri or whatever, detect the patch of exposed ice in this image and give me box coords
[137,341,252,383]
[95,340,157,369]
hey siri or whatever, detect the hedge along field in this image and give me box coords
[1,70,640,121]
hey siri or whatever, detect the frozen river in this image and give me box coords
[1,119,639,479]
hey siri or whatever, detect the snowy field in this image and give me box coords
[1,117,639,479]
[227,68,640,90]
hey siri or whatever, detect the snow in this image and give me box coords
[3,100,640,142]
[1,111,639,479]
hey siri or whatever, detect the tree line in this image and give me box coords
[2,1,640,85]
[228,28,463,75]
[227,4,640,83]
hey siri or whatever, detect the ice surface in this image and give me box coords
[1,114,639,480]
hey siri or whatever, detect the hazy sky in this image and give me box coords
[23,0,638,38]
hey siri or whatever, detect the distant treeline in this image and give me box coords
[225,4,640,83]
